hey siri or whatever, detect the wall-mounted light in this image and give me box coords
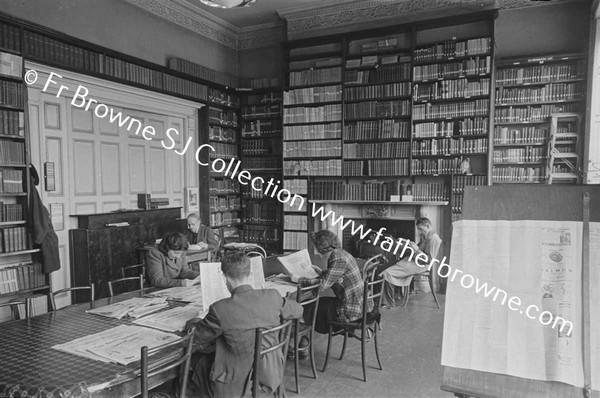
[199,0,258,8]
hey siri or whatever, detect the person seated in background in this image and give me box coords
[186,252,303,397]
[185,213,219,251]
[295,230,373,334]
[146,232,199,288]
[380,217,442,309]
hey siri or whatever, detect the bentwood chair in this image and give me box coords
[252,319,293,398]
[403,269,440,309]
[290,283,321,394]
[322,262,384,382]
[108,274,145,297]
[50,284,95,311]
[121,264,147,280]
[0,299,30,320]
[139,328,195,398]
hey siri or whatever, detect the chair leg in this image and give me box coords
[294,335,300,394]
[403,286,410,307]
[428,274,441,309]
[374,323,383,371]
[322,327,332,372]
[361,331,367,382]
[339,331,348,360]
[308,333,317,380]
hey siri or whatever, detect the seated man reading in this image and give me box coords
[380,217,442,308]
[186,252,303,398]
[185,213,219,251]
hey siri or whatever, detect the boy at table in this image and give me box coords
[186,252,303,397]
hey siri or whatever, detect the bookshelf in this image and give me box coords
[240,87,283,254]
[492,53,586,183]
[0,21,49,305]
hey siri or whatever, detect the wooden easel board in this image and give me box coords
[441,185,600,398]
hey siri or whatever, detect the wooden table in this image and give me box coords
[0,289,187,398]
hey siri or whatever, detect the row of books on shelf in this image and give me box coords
[0,52,22,78]
[495,83,583,104]
[354,37,403,52]
[243,226,280,246]
[283,123,341,141]
[491,166,544,183]
[309,181,391,202]
[242,184,275,199]
[345,120,410,140]
[0,140,25,164]
[288,67,342,87]
[163,74,208,101]
[210,196,241,212]
[284,215,307,231]
[1,226,28,253]
[0,262,45,295]
[283,104,342,124]
[209,126,237,143]
[345,54,410,68]
[283,231,307,251]
[241,104,280,119]
[0,109,24,136]
[283,140,341,158]
[494,104,578,123]
[413,56,491,81]
[238,77,281,90]
[0,170,23,193]
[344,141,410,159]
[210,142,238,159]
[11,294,48,318]
[344,100,410,119]
[413,37,492,63]
[412,183,450,202]
[244,92,282,106]
[243,157,281,170]
[493,126,549,144]
[288,57,342,71]
[209,108,238,127]
[242,139,278,156]
[412,138,488,156]
[284,85,342,105]
[413,99,489,120]
[168,57,238,89]
[283,179,308,195]
[0,203,23,222]
[451,194,466,214]
[493,148,546,163]
[209,179,239,195]
[242,120,281,137]
[495,62,584,85]
[284,160,342,176]
[0,23,20,52]
[413,78,490,101]
[411,158,462,175]
[283,199,307,213]
[104,55,164,88]
[345,82,410,100]
[344,64,411,85]
[451,175,487,194]
[413,118,488,138]
[0,81,24,108]
[208,88,239,108]
[244,203,281,224]
[343,159,409,177]
[24,30,101,73]
[209,211,240,227]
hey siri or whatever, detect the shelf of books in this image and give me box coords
[240,87,283,254]
[492,53,586,184]
[0,21,50,312]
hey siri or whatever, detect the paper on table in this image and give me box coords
[87,297,168,319]
[146,286,203,303]
[52,325,179,365]
[249,256,265,289]
[277,249,318,279]
[199,262,230,309]
[441,220,584,388]
[133,304,204,333]
[264,281,297,297]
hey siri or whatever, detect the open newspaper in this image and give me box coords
[277,249,319,279]
[133,304,206,333]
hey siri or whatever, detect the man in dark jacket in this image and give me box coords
[185,213,219,251]
[186,252,303,397]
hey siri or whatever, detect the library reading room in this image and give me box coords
[0,0,598,397]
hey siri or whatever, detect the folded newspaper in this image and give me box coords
[87,297,168,319]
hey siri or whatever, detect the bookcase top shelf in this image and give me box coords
[310,200,448,206]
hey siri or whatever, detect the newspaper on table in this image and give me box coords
[133,304,207,333]
[263,281,297,297]
[146,285,203,303]
[52,325,180,365]
[87,297,168,319]
[277,249,319,279]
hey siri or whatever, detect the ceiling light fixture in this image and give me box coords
[199,0,258,8]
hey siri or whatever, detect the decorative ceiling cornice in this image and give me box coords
[238,22,286,51]
[278,0,586,34]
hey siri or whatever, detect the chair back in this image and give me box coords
[362,254,384,281]
[246,249,266,259]
[295,283,320,329]
[140,328,195,398]
[121,264,147,279]
[0,299,29,320]
[252,319,293,398]
[108,274,144,297]
[50,284,95,311]
[362,265,384,325]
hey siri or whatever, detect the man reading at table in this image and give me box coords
[186,252,303,397]
[185,213,218,251]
